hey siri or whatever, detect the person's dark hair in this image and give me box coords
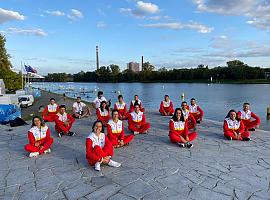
[98,91,103,96]
[118,95,123,100]
[59,105,66,109]
[134,102,140,107]
[50,98,55,101]
[165,95,169,98]
[191,98,196,101]
[111,109,119,117]
[77,97,81,99]
[134,95,138,98]
[100,101,109,112]
[226,109,240,121]
[32,116,45,127]
[181,101,187,106]
[172,108,184,122]
[243,102,250,106]
[92,120,104,133]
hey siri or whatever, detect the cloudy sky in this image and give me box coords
[1,0,270,74]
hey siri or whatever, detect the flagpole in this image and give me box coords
[24,63,26,86]
[21,61,23,90]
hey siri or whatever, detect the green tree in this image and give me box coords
[142,62,155,72]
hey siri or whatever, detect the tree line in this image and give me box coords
[46,60,269,83]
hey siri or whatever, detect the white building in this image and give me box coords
[127,62,140,72]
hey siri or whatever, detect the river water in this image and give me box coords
[32,82,270,131]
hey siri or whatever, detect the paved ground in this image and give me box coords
[1,111,270,200]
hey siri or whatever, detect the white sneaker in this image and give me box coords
[29,152,39,158]
[108,160,121,168]
[94,162,101,171]
[134,131,139,135]
[44,148,51,154]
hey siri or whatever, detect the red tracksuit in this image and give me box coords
[55,112,75,134]
[159,100,174,116]
[128,111,150,133]
[24,125,53,154]
[129,100,145,113]
[169,119,197,143]
[107,119,134,147]
[187,104,204,121]
[238,110,261,130]
[182,109,196,130]
[223,118,250,140]
[42,104,59,122]
[114,102,128,120]
[86,132,114,166]
[96,108,110,125]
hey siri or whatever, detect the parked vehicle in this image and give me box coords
[18,95,34,107]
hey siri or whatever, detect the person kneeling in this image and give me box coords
[86,121,121,171]
[107,109,134,148]
[169,108,197,148]
[25,116,53,158]
[72,97,91,119]
[159,95,174,116]
[128,103,150,135]
[55,105,75,137]
[223,109,250,141]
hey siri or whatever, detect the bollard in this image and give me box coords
[181,93,185,101]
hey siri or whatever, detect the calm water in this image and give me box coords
[33,82,270,131]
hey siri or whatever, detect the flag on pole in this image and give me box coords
[24,65,37,73]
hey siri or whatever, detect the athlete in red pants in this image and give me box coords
[96,101,110,126]
[25,116,53,157]
[86,121,121,171]
[188,98,204,123]
[181,101,197,130]
[42,98,59,122]
[55,105,75,137]
[169,108,197,148]
[159,95,174,116]
[107,109,134,148]
[114,95,128,120]
[224,109,250,141]
[238,103,261,131]
[129,95,145,113]
[128,102,150,134]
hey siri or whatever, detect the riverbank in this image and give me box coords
[21,90,95,121]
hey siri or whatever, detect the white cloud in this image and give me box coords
[0,8,25,24]
[120,1,159,18]
[67,9,83,20]
[141,22,214,33]
[1,28,47,37]
[97,21,107,28]
[193,0,270,31]
[45,10,65,16]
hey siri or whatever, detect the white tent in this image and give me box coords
[0,79,5,95]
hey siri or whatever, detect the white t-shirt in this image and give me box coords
[73,102,86,113]
[93,96,107,109]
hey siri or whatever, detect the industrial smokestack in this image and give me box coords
[141,56,144,71]
[96,46,99,70]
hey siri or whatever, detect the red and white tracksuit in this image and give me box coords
[169,119,197,143]
[24,125,53,154]
[96,108,110,124]
[159,100,174,116]
[182,109,196,130]
[107,119,134,147]
[42,104,59,122]
[238,110,261,130]
[55,112,75,134]
[128,111,150,133]
[187,104,204,121]
[86,132,114,166]
[129,100,145,113]
[223,118,250,140]
[114,102,128,120]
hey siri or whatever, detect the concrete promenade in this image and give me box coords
[1,111,270,200]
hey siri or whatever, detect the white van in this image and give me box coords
[19,95,34,107]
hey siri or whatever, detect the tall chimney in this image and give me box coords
[141,56,144,71]
[96,45,99,70]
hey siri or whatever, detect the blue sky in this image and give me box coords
[1,0,270,74]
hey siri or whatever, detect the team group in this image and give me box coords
[24,91,261,171]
